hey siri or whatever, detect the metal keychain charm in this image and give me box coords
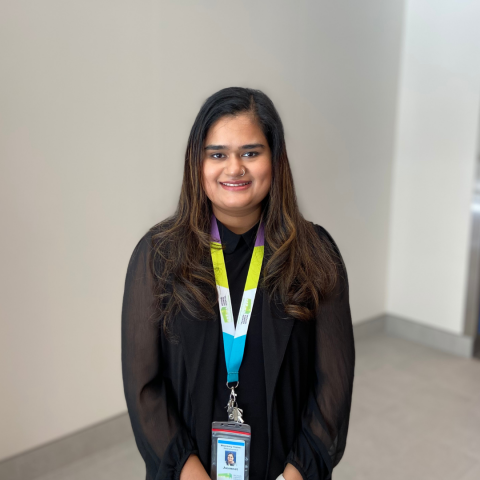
[225,385,244,423]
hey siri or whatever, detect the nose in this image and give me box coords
[224,154,245,177]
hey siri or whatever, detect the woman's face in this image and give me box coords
[228,453,234,464]
[202,113,272,217]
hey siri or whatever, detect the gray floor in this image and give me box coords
[32,331,480,480]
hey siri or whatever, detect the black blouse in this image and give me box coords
[121,221,355,480]
[212,219,269,480]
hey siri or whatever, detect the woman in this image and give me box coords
[122,87,355,480]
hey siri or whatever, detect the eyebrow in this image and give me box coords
[204,143,266,151]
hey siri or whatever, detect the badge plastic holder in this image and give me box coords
[210,421,251,480]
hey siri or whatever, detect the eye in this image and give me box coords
[211,153,226,159]
[242,151,259,158]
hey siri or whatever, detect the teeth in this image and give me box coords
[222,182,250,187]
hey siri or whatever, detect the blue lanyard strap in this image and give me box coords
[210,214,265,384]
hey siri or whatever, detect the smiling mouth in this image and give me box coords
[219,181,252,187]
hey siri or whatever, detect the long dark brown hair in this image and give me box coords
[150,87,340,336]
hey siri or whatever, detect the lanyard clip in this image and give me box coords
[225,382,244,423]
[229,386,237,404]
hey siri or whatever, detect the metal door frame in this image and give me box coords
[463,114,480,357]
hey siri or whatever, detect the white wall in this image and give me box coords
[0,0,404,460]
[386,0,480,335]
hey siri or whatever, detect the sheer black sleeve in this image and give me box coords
[121,231,198,480]
[285,224,356,479]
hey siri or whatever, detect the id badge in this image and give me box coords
[210,422,251,480]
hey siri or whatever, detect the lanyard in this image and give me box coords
[210,214,265,385]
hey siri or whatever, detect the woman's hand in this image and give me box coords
[283,463,303,480]
[179,454,210,480]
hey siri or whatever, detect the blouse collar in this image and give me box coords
[216,218,260,254]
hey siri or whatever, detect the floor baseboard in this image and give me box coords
[353,313,475,358]
[0,412,133,480]
[352,314,386,340]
